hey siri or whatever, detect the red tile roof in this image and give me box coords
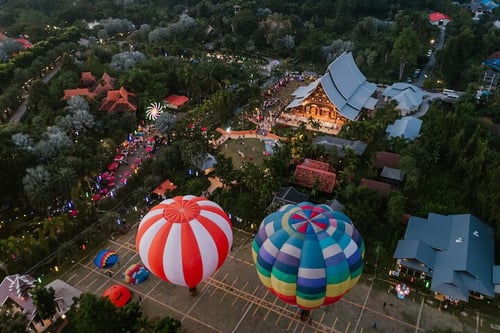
[152,179,178,196]
[15,38,33,48]
[99,87,137,113]
[93,72,116,95]
[62,88,96,101]
[429,12,451,22]
[294,159,336,193]
[374,151,401,169]
[80,72,96,87]
[359,178,392,197]
[164,95,189,108]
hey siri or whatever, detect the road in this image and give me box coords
[415,26,446,88]
[9,64,61,123]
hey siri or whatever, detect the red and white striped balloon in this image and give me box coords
[136,195,233,288]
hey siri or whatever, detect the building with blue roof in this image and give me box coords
[394,213,500,301]
[286,51,378,126]
[385,116,422,141]
[382,83,424,116]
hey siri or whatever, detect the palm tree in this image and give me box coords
[57,240,79,262]
[22,165,53,212]
[99,211,120,234]
[52,167,78,198]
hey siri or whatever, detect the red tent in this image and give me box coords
[114,155,125,162]
[108,162,119,171]
[102,284,132,307]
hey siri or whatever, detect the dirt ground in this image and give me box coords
[56,224,481,333]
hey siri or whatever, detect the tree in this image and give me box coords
[110,51,147,75]
[0,306,29,333]
[70,293,120,333]
[391,28,419,80]
[154,316,182,333]
[70,293,144,333]
[22,165,53,212]
[155,112,177,137]
[386,191,407,226]
[52,167,78,197]
[31,286,57,320]
[213,154,235,188]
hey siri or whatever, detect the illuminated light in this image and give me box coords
[55,266,59,272]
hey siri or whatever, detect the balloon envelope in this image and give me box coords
[252,202,365,310]
[136,195,233,288]
[102,284,132,307]
[123,263,149,284]
[93,249,118,269]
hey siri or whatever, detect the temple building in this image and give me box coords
[285,51,378,129]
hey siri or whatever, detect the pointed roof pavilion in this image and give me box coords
[286,51,377,121]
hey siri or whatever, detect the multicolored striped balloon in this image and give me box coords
[252,202,364,310]
[136,195,233,288]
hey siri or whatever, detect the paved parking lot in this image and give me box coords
[58,226,469,333]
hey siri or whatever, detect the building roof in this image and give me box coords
[45,279,82,313]
[476,0,499,10]
[271,186,310,206]
[429,12,452,22]
[380,166,405,182]
[359,178,392,197]
[99,87,137,113]
[314,135,367,157]
[382,83,424,115]
[62,88,96,101]
[294,159,336,193]
[0,274,37,320]
[194,153,217,172]
[374,151,401,169]
[386,116,422,141]
[93,72,116,95]
[15,38,33,48]
[164,95,189,109]
[286,52,377,120]
[394,213,500,301]
[152,179,178,196]
[326,199,345,211]
[80,72,96,86]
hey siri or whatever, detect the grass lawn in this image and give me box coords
[219,138,266,168]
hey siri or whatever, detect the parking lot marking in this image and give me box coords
[353,282,372,332]
[231,303,252,333]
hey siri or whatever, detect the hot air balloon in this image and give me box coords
[93,249,119,269]
[102,284,132,307]
[252,202,364,313]
[136,195,233,295]
[123,263,149,284]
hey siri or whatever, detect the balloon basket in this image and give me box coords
[299,309,310,322]
[189,287,198,297]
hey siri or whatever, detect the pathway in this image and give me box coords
[10,64,62,123]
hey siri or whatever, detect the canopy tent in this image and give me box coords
[102,284,132,307]
[114,155,125,162]
[108,162,119,171]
